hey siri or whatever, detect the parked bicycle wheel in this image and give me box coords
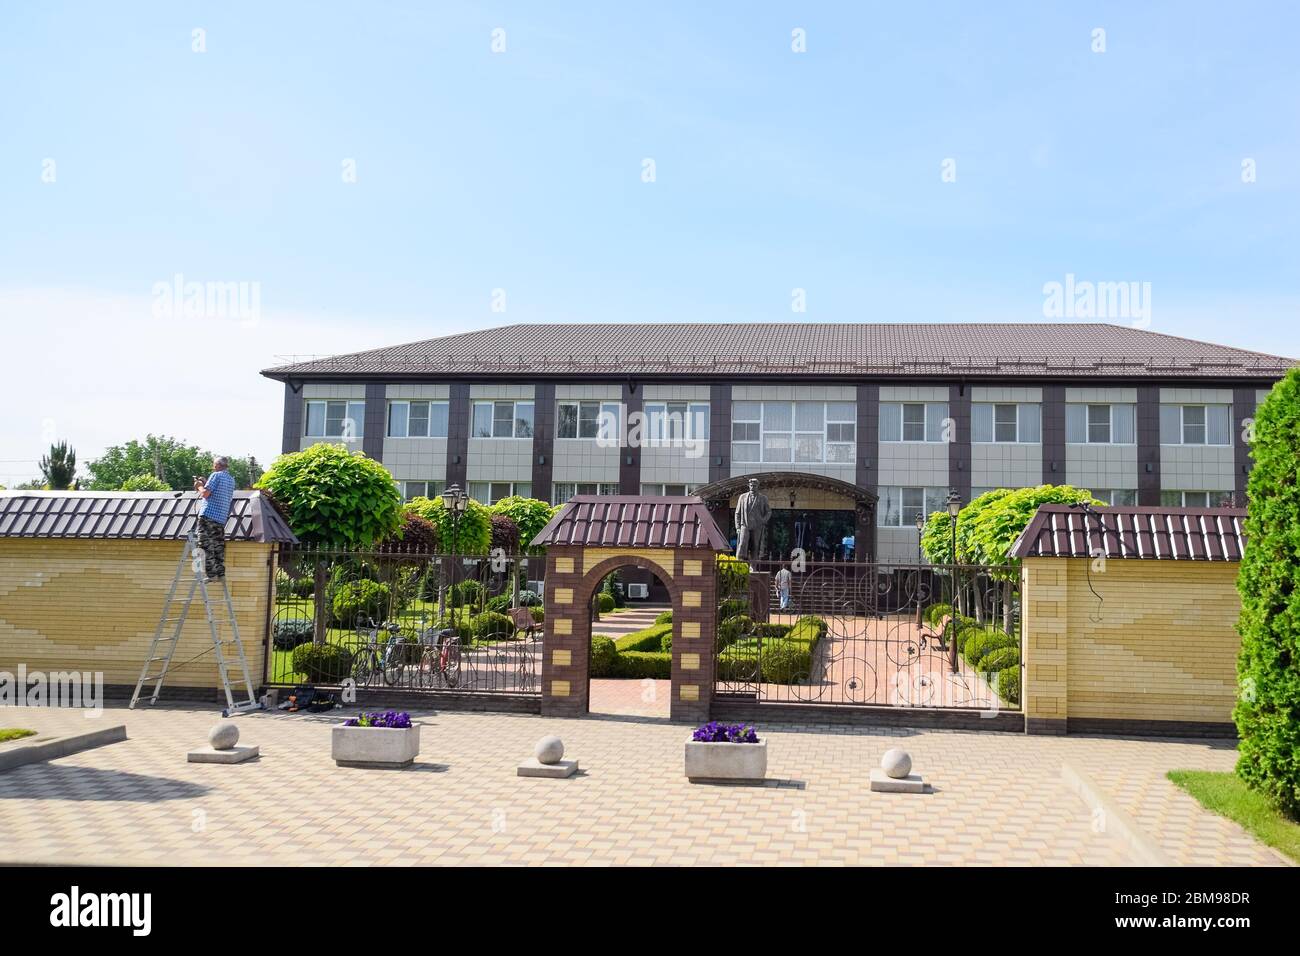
[440,640,461,689]
[352,648,376,686]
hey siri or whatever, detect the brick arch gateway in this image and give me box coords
[530,496,728,721]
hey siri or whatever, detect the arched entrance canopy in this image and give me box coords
[531,495,727,721]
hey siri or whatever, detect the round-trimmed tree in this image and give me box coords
[1235,368,1300,818]
[404,495,492,555]
[256,443,402,546]
[490,496,558,553]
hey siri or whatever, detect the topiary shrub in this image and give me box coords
[451,579,483,609]
[612,651,672,679]
[718,614,754,650]
[433,617,472,642]
[291,642,353,683]
[596,592,615,613]
[469,610,513,641]
[993,665,1020,705]
[655,609,672,625]
[404,495,492,555]
[486,594,512,614]
[489,496,558,554]
[257,443,402,547]
[590,635,617,677]
[923,602,954,625]
[272,618,314,650]
[963,628,1017,666]
[1236,367,1300,817]
[330,579,392,627]
[529,606,544,623]
[979,646,1020,672]
[377,512,439,555]
[719,597,749,621]
[489,513,520,553]
[661,631,672,654]
[761,643,811,683]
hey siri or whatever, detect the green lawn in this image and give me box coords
[1168,770,1300,863]
[0,728,36,743]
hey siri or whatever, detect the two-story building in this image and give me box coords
[262,322,1292,565]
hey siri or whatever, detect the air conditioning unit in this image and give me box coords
[627,583,649,600]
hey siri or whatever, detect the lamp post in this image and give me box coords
[945,490,962,673]
[439,484,468,619]
[914,511,925,564]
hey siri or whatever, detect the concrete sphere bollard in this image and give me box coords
[209,721,240,751]
[881,748,912,779]
[534,736,565,765]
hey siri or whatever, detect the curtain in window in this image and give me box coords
[1018,403,1041,442]
[879,402,901,442]
[1159,405,1181,443]
[1113,404,1136,444]
[925,403,949,442]
[1207,405,1231,445]
[1065,404,1087,443]
[428,402,449,438]
[971,403,993,443]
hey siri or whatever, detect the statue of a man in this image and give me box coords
[734,478,771,562]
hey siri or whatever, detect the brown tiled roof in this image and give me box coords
[262,322,1293,381]
[1011,504,1245,561]
[0,491,298,544]
[530,496,729,551]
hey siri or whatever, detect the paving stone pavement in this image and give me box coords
[0,704,1286,866]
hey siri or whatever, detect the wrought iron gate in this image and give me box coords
[715,560,1022,710]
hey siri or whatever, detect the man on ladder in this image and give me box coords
[194,456,235,581]
[131,456,261,716]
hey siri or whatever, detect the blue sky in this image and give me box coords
[1,1,1296,481]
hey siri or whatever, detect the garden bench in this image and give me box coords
[509,607,541,640]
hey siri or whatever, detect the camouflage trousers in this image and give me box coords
[196,517,227,579]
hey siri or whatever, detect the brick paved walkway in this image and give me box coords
[0,704,1286,866]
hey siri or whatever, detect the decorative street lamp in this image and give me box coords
[945,489,962,673]
[914,511,925,564]
[439,484,469,619]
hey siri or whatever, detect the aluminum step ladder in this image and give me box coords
[130,523,262,717]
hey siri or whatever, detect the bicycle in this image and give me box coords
[351,618,409,687]
[414,626,462,689]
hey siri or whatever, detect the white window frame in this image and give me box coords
[1160,489,1230,508]
[386,400,450,439]
[468,480,531,505]
[472,400,534,439]
[877,486,948,527]
[304,399,365,440]
[551,481,621,505]
[880,402,948,443]
[1066,403,1136,445]
[640,482,699,496]
[642,401,710,446]
[1161,404,1231,446]
[729,400,857,464]
[1094,489,1138,506]
[972,402,1042,444]
[556,400,621,441]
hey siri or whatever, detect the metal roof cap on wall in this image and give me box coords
[530,496,729,551]
[1010,504,1246,562]
[0,491,299,544]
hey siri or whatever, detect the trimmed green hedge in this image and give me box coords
[469,610,513,640]
[963,627,1017,665]
[291,642,353,683]
[614,622,673,653]
[596,592,616,613]
[654,609,672,625]
[979,646,1020,672]
[993,666,1020,705]
[590,636,617,677]
[923,602,954,626]
[611,651,671,679]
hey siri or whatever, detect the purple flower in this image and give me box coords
[344,710,412,729]
[692,721,759,743]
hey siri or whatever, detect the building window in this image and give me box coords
[1094,489,1137,506]
[642,402,709,445]
[1160,404,1230,446]
[552,482,620,505]
[468,481,531,504]
[557,400,621,440]
[640,483,698,496]
[972,403,1041,443]
[730,401,856,464]
[304,399,366,440]
[879,402,948,443]
[877,486,948,527]
[398,480,445,502]
[1160,490,1231,508]
[387,401,449,438]
[1065,403,1135,444]
[472,401,534,439]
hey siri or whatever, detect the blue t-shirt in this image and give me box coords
[202,470,236,525]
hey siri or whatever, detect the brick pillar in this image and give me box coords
[1022,559,1068,734]
[541,547,589,717]
[670,548,717,723]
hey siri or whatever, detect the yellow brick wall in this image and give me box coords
[0,539,273,690]
[1023,557,1241,726]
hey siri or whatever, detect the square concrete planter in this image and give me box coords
[684,739,767,783]
[332,724,420,769]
